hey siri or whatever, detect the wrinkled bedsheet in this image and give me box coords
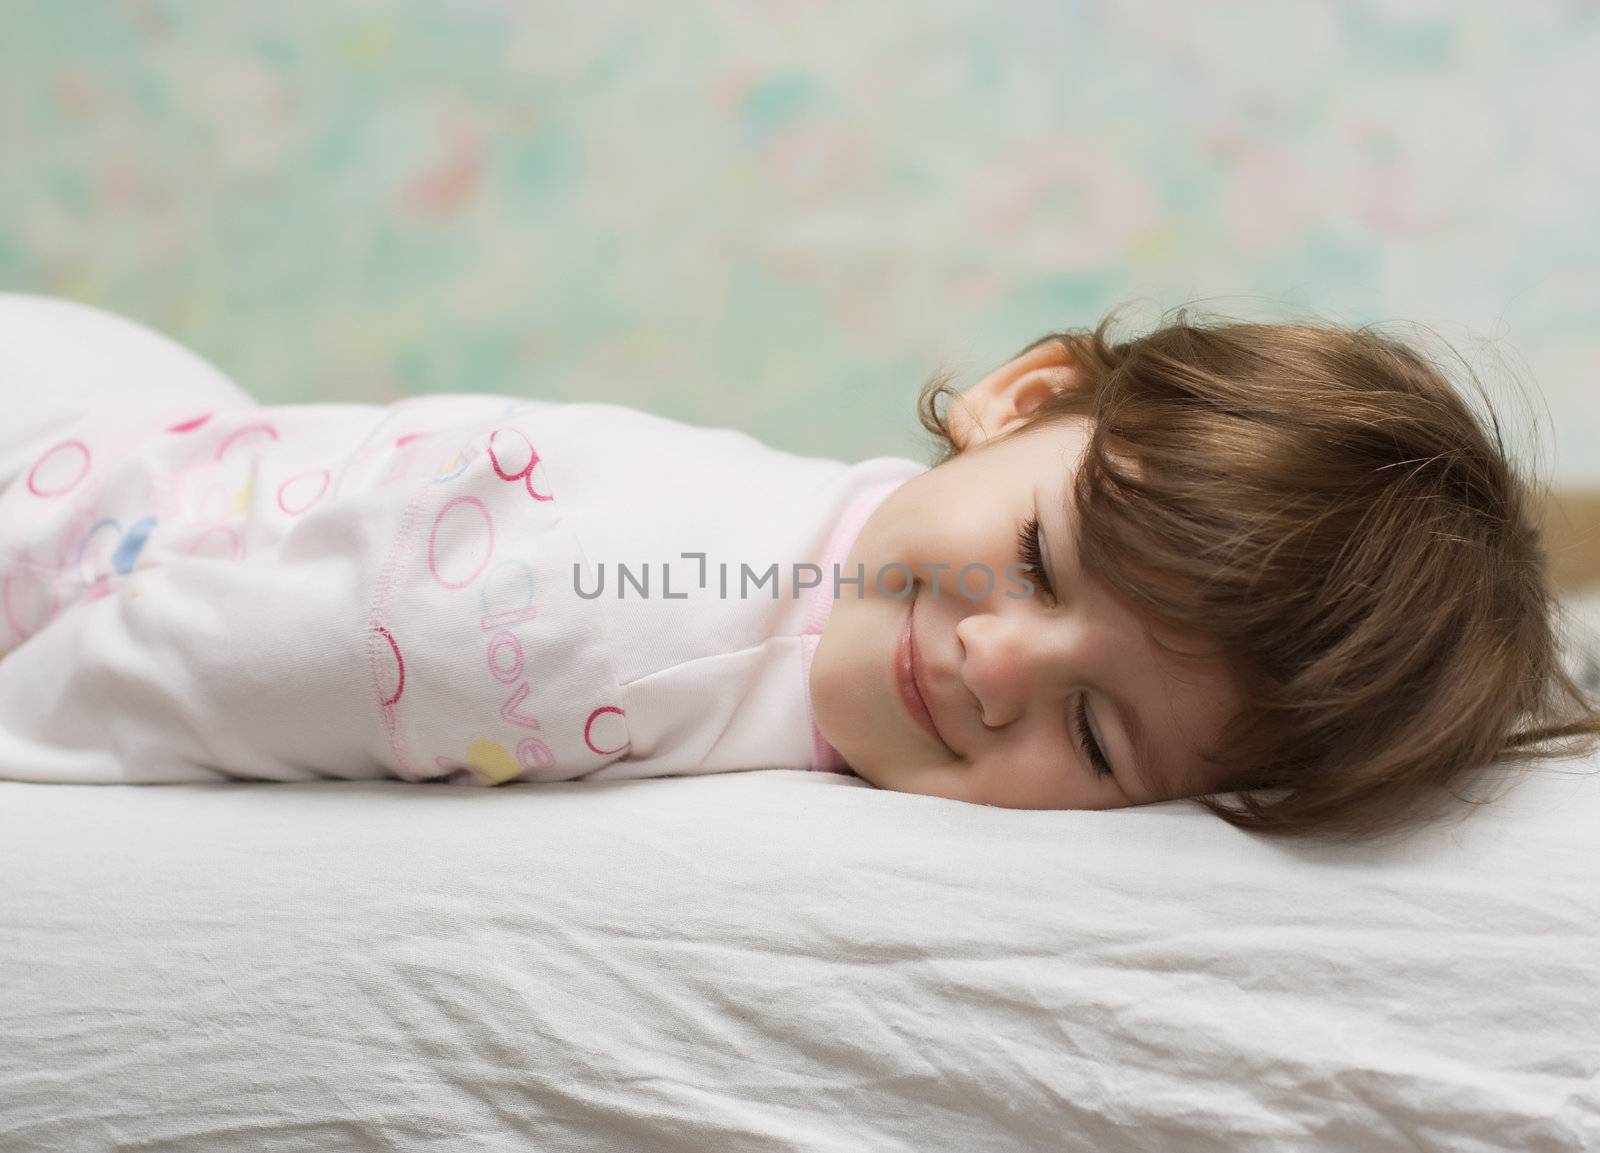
[2,762,1597,1153]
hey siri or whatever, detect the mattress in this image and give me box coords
[2,757,1597,1152]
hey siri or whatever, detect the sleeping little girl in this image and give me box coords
[1,292,1594,841]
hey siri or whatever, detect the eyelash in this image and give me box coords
[1075,695,1116,781]
[1016,514,1055,604]
[1018,515,1116,782]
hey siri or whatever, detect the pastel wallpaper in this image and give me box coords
[3,1,1598,478]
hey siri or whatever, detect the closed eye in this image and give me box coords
[1017,514,1055,604]
[1075,694,1116,781]
[1021,514,1118,784]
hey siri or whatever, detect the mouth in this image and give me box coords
[894,585,945,747]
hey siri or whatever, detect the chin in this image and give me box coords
[811,646,881,763]
[841,759,887,790]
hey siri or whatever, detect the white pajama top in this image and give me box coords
[0,293,927,785]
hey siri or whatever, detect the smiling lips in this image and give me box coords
[894,588,941,744]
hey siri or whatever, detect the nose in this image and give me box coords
[955,607,1060,729]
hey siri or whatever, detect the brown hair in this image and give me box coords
[917,302,1600,843]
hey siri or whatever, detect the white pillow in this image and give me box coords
[1,740,1595,1151]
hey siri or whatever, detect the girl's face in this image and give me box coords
[811,341,1244,810]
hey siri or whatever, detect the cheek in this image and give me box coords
[970,749,1108,811]
[863,758,975,803]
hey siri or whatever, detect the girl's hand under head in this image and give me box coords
[810,340,1245,810]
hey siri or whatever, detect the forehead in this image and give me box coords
[942,414,1093,495]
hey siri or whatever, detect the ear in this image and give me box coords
[946,339,1076,452]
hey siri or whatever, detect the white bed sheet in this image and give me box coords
[2,760,1597,1153]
